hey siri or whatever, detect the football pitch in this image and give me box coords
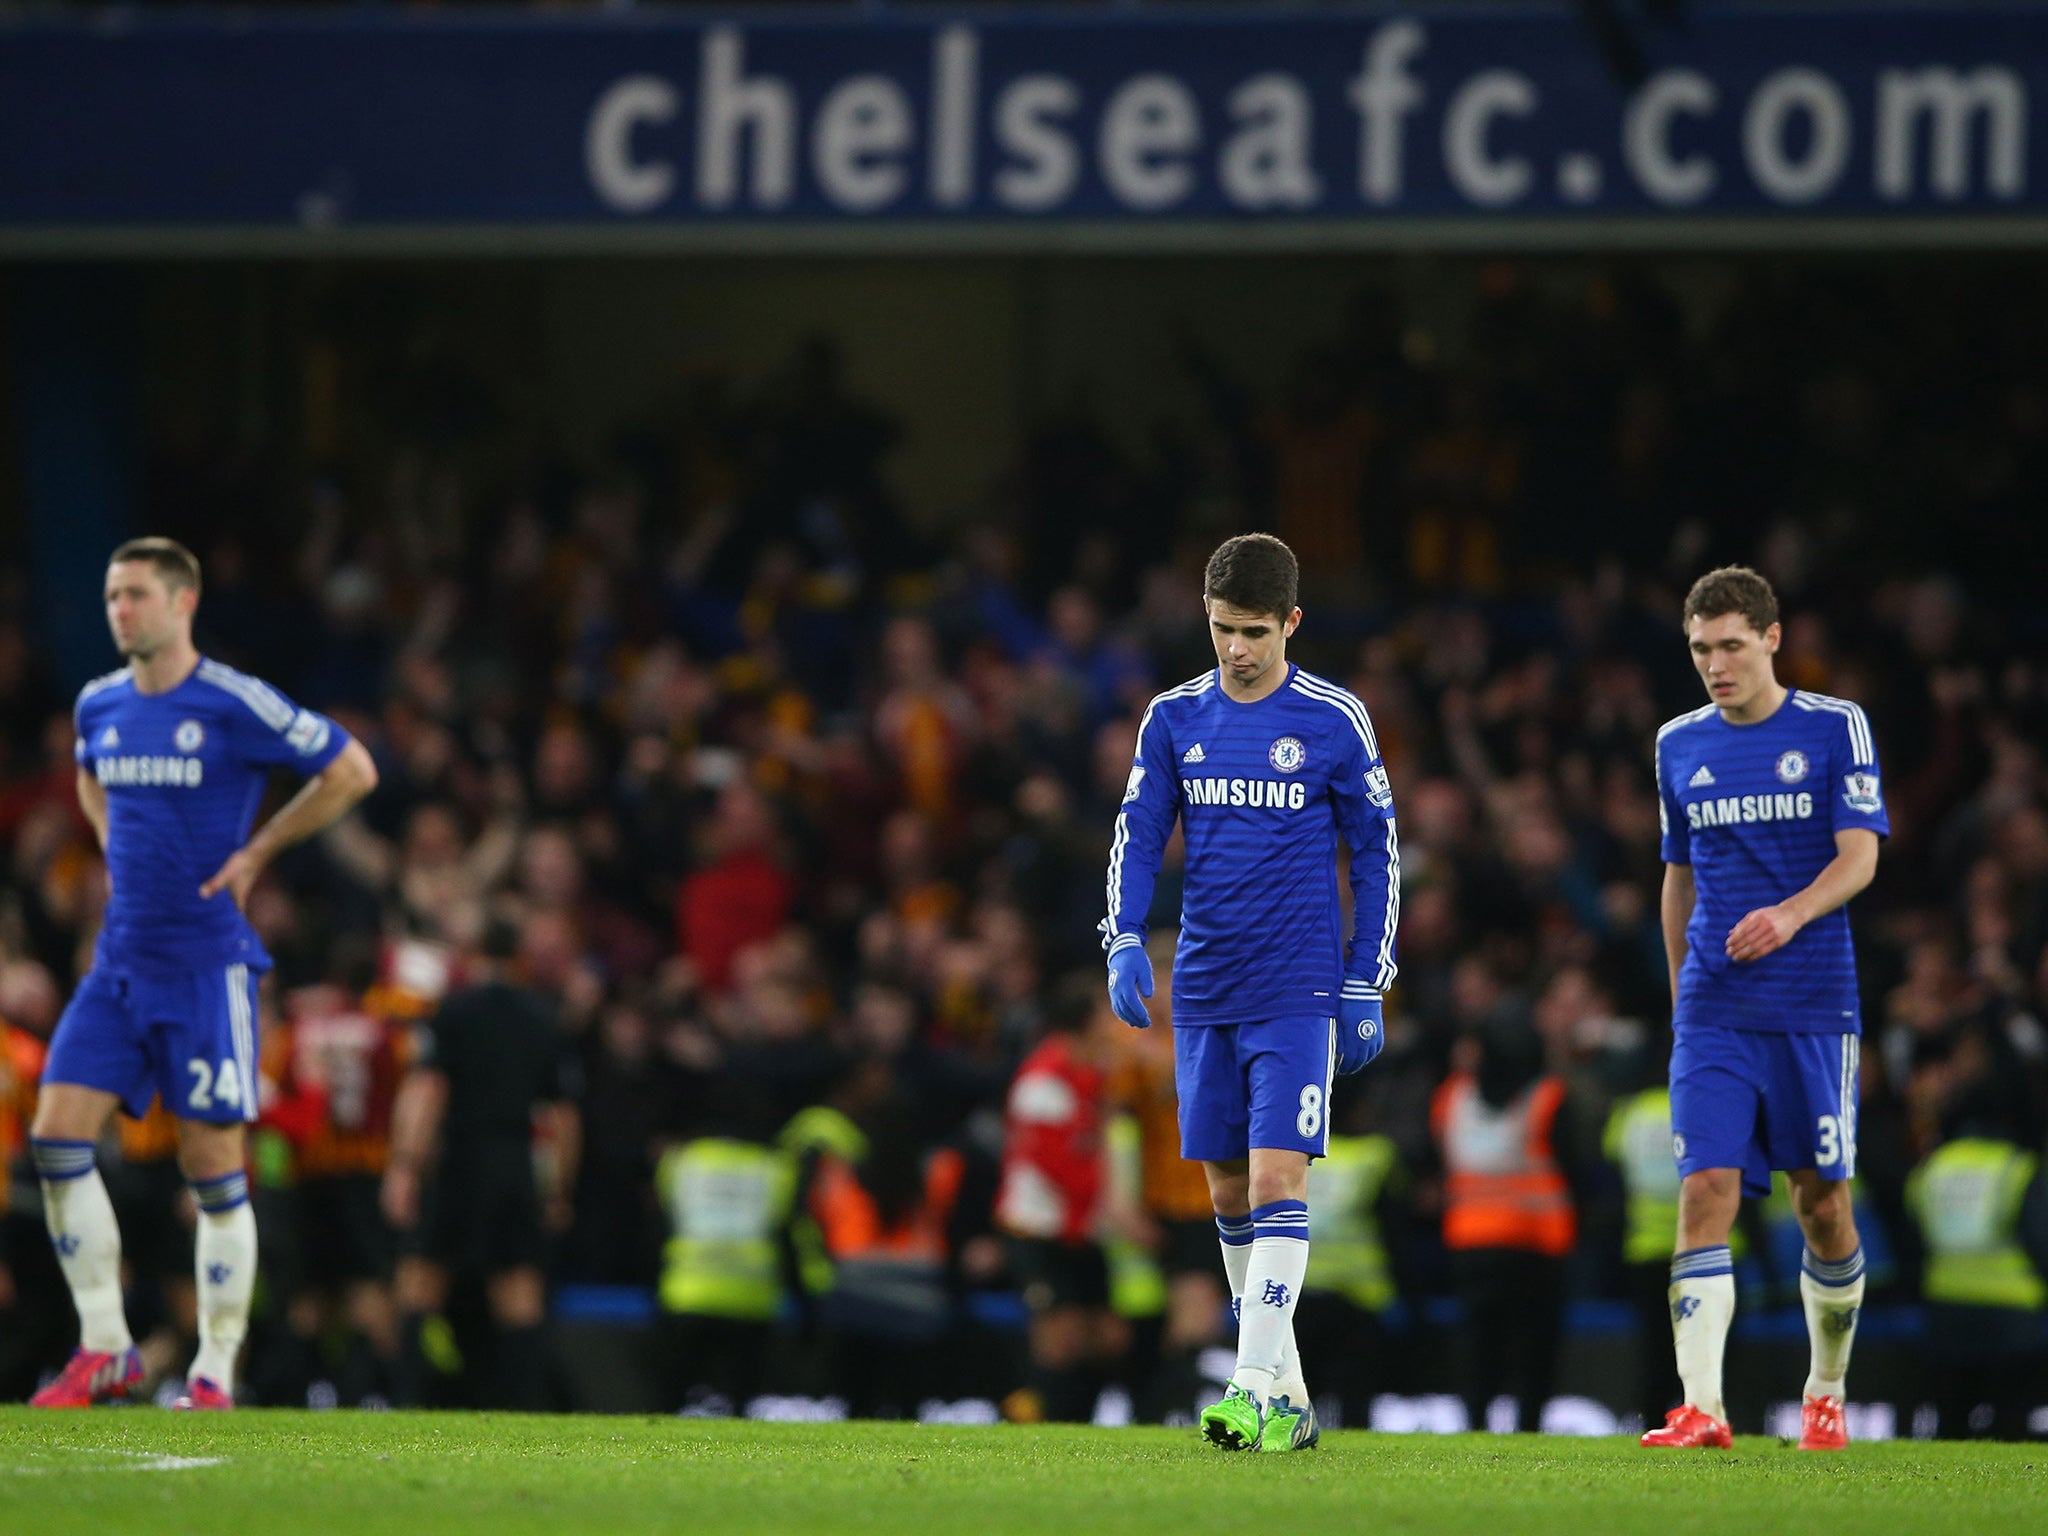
[1,1409,2041,1536]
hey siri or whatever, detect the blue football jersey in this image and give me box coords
[1657,690,1888,1033]
[74,658,349,974]
[1104,664,1399,1027]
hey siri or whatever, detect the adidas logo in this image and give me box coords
[1689,765,1716,787]
[98,725,120,749]
[1182,743,1206,764]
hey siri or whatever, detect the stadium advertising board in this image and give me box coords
[0,4,2043,248]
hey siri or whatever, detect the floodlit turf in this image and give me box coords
[1,1409,2042,1536]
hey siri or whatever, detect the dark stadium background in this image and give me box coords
[1,2,2044,1437]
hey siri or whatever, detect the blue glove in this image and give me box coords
[1106,942,1155,1029]
[1336,982,1385,1074]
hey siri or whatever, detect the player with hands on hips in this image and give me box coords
[1101,533,1399,1452]
[27,539,377,1411]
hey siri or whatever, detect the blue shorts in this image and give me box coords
[1669,1024,1859,1199]
[43,963,261,1125]
[1174,1016,1336,1163]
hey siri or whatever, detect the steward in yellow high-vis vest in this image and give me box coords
[1604,1088,1680,1268]
[654,1135,796,1413]
[1907,1134,2048,1440]
[656,1137,795,1320]
[1909,1138,2045,1310]
[1306,1133,1398,1313]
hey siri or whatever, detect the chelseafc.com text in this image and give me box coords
[584,21,2028,218]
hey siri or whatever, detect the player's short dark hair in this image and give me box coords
[108,537,202,597]
[1204,533,1298,620]
[1682,565,1777,636]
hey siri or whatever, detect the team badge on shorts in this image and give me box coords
[1672,1133,1687,1160]
[1775,750,1808,783]
[175,720,206,753]
[1269,737,1305,774]
[1843,772,1883,814]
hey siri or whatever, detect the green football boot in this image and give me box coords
[1199,1382,1266,1451]
[1259,1394,1319,1452]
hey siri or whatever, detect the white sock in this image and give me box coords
[1235,1201,1310,1406]
[32,1140,132,1354]
[1669,1245,1735,1423]
[1800,1246,1865,1401]
[1218,1215,1308,1404]
[190,1172,257,1390]
[1272,1336,1310,1408]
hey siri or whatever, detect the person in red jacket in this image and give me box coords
[996,974,1128,1421]
[674,780,793,994]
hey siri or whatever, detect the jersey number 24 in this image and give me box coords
[187,1057,244,1114]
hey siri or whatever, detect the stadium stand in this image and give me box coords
[1,255,2044,1430]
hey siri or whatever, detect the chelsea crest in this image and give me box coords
[1268,737,1305,774]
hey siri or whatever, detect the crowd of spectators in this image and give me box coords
[1,256,2046,1429]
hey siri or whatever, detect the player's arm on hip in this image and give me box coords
[206,737,380,904]
[1660,861,1695,1000]
[1725,827,1879,963]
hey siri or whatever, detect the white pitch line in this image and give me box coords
[4,1449,228,1474]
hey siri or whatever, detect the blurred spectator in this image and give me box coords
[1431,1006,1600,1432]
[264,961,413,1407]
[803,1092,966,1419]
[568,996,666,1285]
[675,781,794,996]
[995,974,1127,1423]
[873,616,978,824]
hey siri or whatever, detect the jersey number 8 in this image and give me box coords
[187,1057,243,1114]
[1296,1084,1323,1139]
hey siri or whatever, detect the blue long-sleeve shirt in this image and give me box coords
[1103,663,1399,1026]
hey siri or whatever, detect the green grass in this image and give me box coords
[1,1410,2041,1535]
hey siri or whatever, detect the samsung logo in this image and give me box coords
[1184,777,1308,810]
[96,756,204,788]
[1687,791,1813,829]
